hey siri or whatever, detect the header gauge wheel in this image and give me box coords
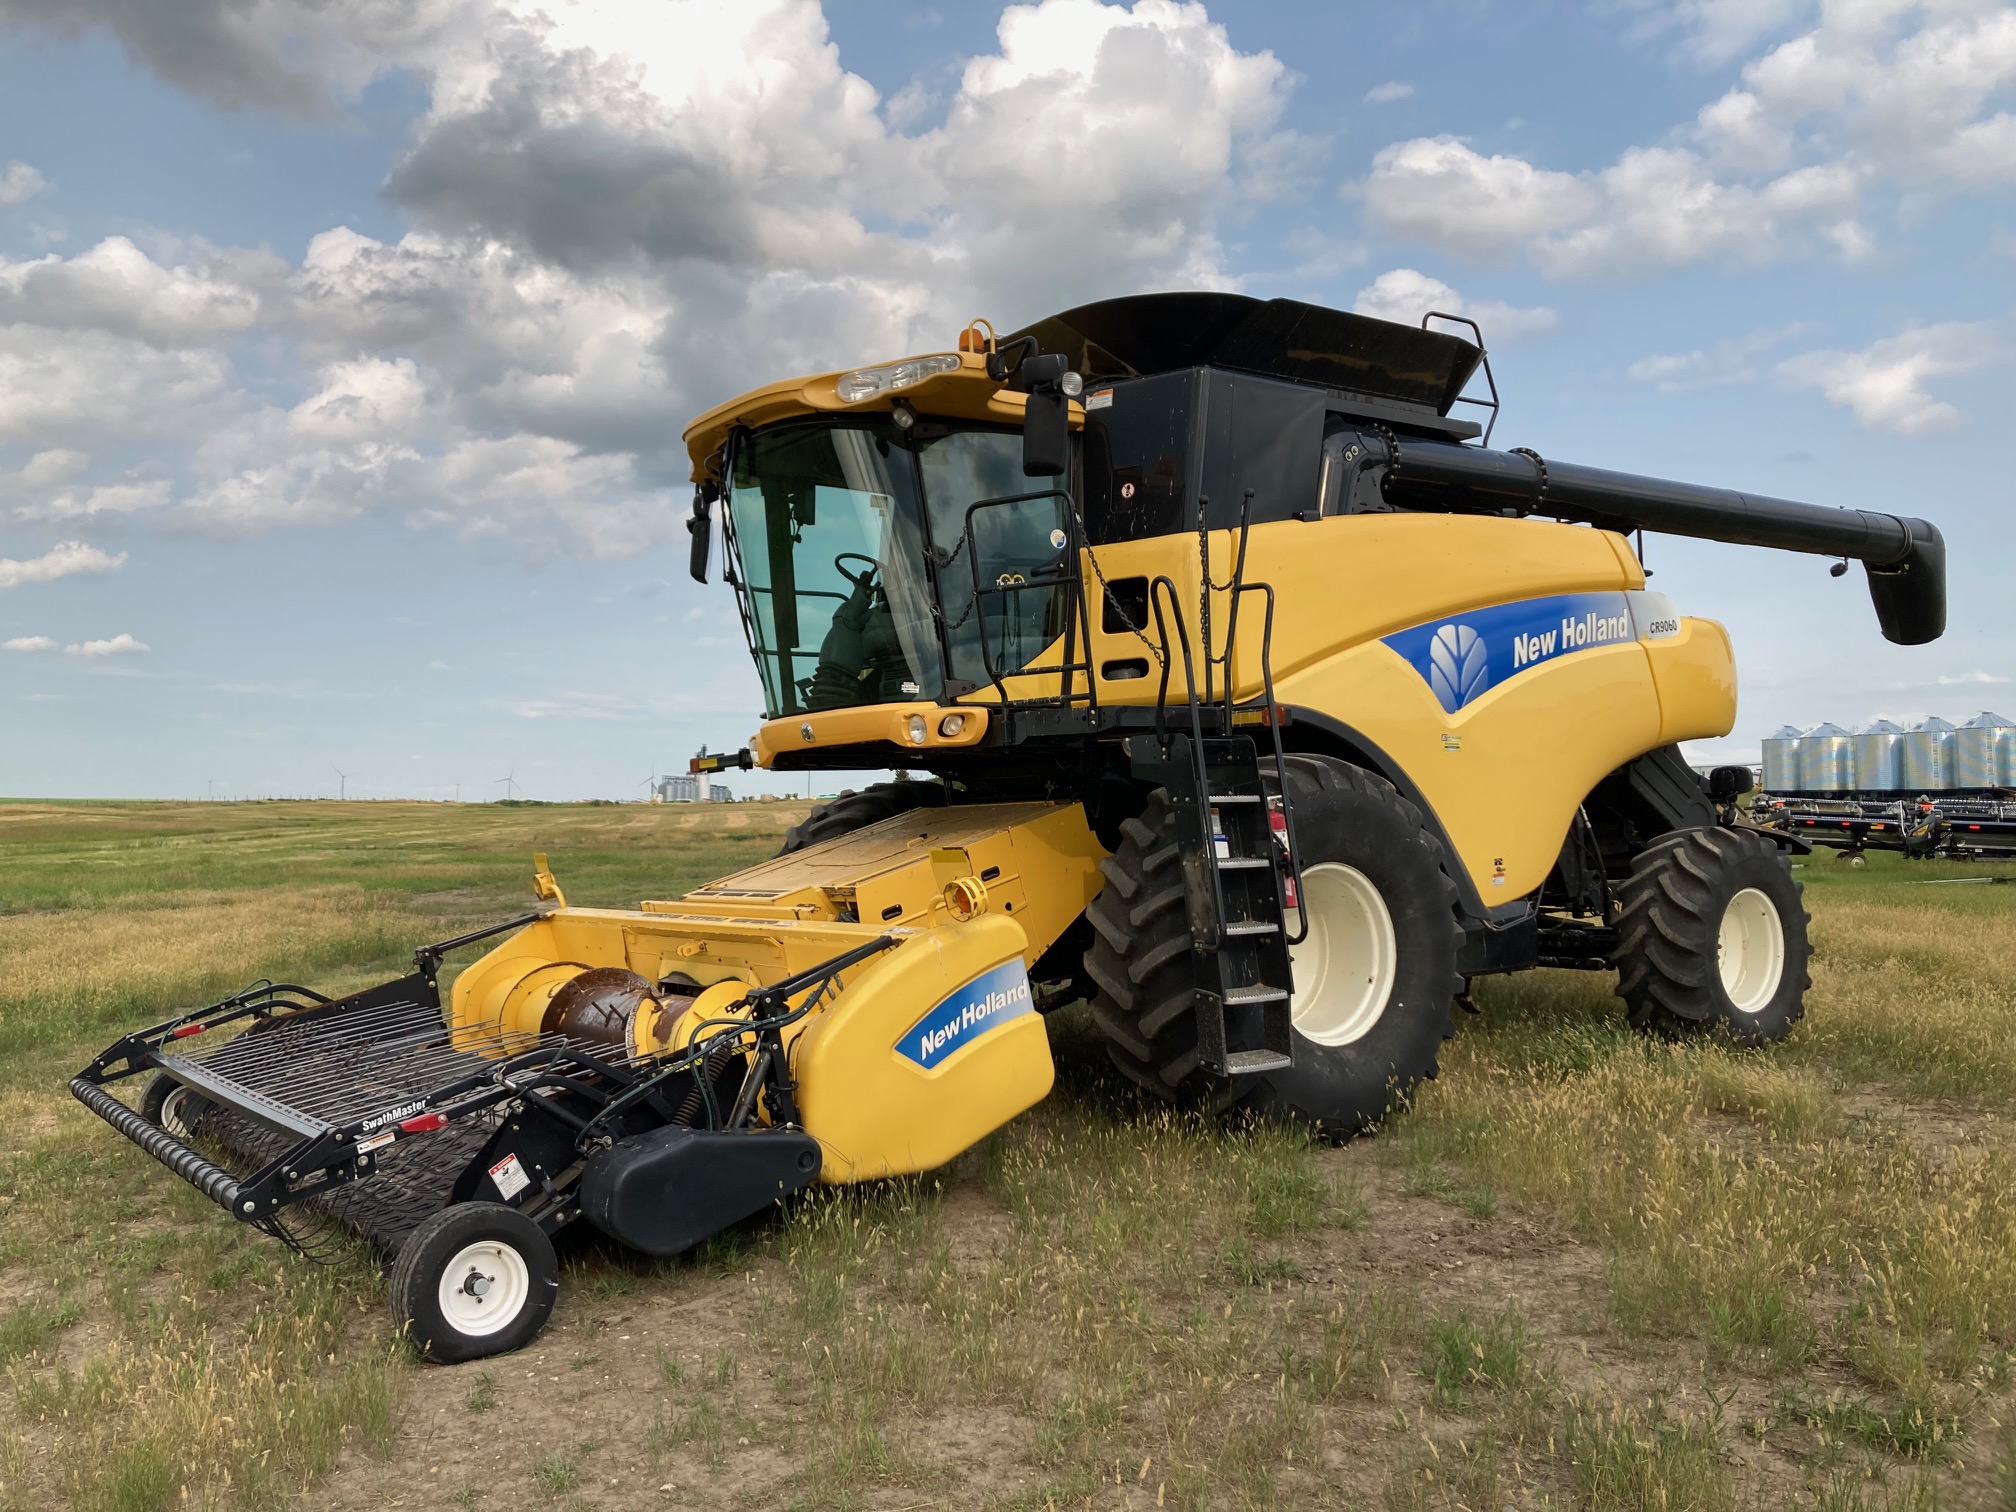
[1613,827,1812,1045]
[390,1202,558,1363]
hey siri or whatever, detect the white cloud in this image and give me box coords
[0,0,1301,562]
[0,0,464,116]
[0,237,271,346]
[1776,321,2010,435]
[1365,5,2016,276]
[64,632,150,656]
[1627,323,1815,392]
[0,160,44,205]
[1351,267,1558,340]
[13,478,173,522]
[0,540,126,589]
[1616,0,1812,68]
[3,634,56,651]
[1362,80,1412,105]
[0,326,231,446]
[1362,137,1597,257]
[1938,671,2012,686]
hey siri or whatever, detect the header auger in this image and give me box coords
[76,290,1944,1360]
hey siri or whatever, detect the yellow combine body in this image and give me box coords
[76,290,1944,1362]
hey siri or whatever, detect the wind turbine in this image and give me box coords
[333,765,348,801]
[497,772,519,801]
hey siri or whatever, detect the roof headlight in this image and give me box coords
[1061,370,1084,398]
[836,354,962,405]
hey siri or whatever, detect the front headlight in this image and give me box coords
[836,354,962,405]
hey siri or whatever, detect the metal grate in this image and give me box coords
[164,978,650,1134]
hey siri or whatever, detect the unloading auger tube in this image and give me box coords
[1373,434,1946,645]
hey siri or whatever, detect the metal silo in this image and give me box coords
[1852,718,1904,793]
[1956,710,2013,790]
[1761,725,1803,791]
[1797,722,1853,794]
[1900,715,1956,791]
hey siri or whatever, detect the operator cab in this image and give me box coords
[724,416,1072,714]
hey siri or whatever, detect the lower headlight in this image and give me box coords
[907,715,927,744]
[939,714,966,738]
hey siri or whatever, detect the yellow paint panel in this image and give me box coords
[793,913,1054,1181]
[1275,636,1665,897]
[1644,618,1738,744]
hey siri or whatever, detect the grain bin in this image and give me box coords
[1900,715,1956,790]
[1762,725,1803,791]
[1797,722,1853,793]
[1956,711,2014,790]
[1852,718,1904,792]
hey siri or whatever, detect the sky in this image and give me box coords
[1,0,2013,801]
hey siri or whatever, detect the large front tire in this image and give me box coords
[1613,827,1812,1045]
[1083,756,1464,1133]
[776,780,947,856]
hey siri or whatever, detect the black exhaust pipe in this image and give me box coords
[1376,437,1945,645]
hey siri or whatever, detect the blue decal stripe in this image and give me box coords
[1381,592,1638,713]
[894,959,1034,1068]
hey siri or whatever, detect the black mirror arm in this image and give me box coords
[687,485,713,584]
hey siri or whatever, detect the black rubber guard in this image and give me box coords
[580,1126,823,1256]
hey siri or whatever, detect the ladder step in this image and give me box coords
[1222,1049,1293,1076]
[1204,793,1264,804]
[1222,920,1280,937]
[1213,857,1271,871]
[1222,985,1291,1006]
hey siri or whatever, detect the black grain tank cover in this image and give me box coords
[581,1124,822,1256]
[1008,292,1483,415]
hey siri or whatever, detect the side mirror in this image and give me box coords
[1021,353,1071,478]
[687,488,712,583]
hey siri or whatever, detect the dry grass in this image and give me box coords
[4,804,2016,1509]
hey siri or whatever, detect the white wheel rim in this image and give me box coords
[159,1085,197,1139]
[1717,887,1786,1016]
[436,1240,531,1338]
[1287,862,1399,1047]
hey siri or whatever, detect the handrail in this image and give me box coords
[955,487,1098,710]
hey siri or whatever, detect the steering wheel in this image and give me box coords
[834,553,882,589]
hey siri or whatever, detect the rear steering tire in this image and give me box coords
[1083,756,1464,1133]
[1613,826,1812,1045]
[776,779,947,856]
[390,1202,559,1363]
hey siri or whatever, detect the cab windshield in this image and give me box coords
[724,420,1071,718]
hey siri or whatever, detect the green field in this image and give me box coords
[5,800,2016,1510]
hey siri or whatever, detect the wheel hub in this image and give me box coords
[437,1240,530,1336]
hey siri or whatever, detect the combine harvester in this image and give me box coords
[74,293,1947,1360]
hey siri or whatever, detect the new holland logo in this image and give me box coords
[1427,623,1488,712]
[894,959,1033,1069]
[1382,591,1679,714]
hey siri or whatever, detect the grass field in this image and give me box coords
[5,799,2016,1510]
